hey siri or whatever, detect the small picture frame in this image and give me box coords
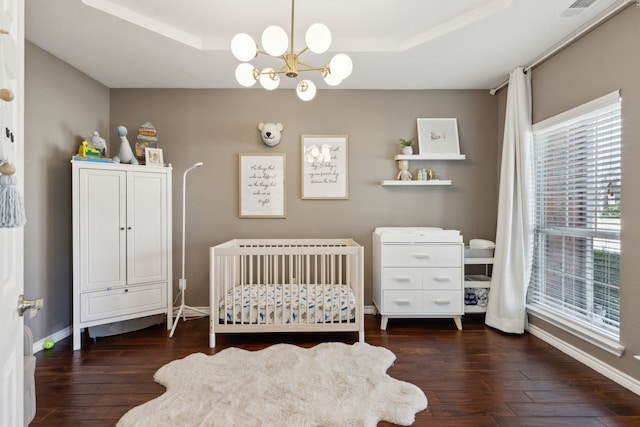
[145,147,164,166]
[417,118,460,155]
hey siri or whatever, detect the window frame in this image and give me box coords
[527,90,622,356]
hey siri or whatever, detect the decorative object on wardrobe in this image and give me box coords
[71,160,172,350]
[301,135,348,199]
[239,153,286,218]
[135,121,158,163]
[88,131,107,157]
[230,0,352,101]
[145,147,164,166]
[417,118,461,155]
[170,162,206,338]
[113,125,138,164]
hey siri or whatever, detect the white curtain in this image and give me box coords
[485,67,533,334]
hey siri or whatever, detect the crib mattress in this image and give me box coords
[219,283,356,324]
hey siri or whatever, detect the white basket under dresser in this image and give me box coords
[372,227,464,330]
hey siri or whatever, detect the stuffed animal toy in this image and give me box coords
[258,122,283,147]
[396,160,412,181]
[113,126,138,164]
[88,131,108,157]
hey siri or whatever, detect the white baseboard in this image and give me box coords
[527,323,640,396]
[33,326,72,355]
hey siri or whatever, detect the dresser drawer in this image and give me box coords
[381,244,461,268]
[381,268,422,290]
[80,282,167,322]
[423,268,462,290]
[422,290,463,314]
[382,290,423,313]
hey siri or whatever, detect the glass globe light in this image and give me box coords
[231,33,257,62]
[235,63,257,87]
[305,23,331,54]
[323,71,343,87]
[259,68,280,90]
[330,53,353,80]
[296,80,316,101]
[262,25,288,57]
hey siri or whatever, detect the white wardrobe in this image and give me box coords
[72,160,172,350]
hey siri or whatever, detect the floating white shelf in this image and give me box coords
[381,179,452,186]
[394,154,466,161]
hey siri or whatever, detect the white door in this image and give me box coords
[0,0,25,426]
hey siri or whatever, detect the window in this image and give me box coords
[528,91,622,345]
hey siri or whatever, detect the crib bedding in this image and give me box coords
[219,283,356,324]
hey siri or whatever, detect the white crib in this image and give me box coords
[209,238,364,348]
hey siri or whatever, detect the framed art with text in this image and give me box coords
[239,153,286,218]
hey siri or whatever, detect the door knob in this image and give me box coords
[17,295,44,318]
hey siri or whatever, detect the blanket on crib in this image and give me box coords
[219,283,356,324]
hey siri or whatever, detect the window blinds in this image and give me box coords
[529,90,621,339]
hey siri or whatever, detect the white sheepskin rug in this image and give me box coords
[117,342,427,427]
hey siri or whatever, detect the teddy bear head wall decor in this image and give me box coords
[258,122,283,147]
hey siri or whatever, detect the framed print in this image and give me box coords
[301,135,348,199]
[417,118,460,155]
[239,153,286,218]
[145,147,164,166]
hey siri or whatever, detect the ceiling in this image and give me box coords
[25,0,631,92]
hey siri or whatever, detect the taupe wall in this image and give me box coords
[24,41,110,339]
[523,6,640,378]
[109,89,499,307]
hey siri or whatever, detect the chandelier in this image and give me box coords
[230,0,353,101]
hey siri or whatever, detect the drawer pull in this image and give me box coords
[414,254,430,259]
[393,276,411,282]
[434,276,450,282]
[394,299,411,305]
[434,299,451,305]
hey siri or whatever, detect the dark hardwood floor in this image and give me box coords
[32,314,640,426]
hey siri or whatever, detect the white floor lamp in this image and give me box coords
[170,161,205,338]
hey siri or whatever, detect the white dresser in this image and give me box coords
[372,227,464,330]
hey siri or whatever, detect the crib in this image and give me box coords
[209,238,364,348]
